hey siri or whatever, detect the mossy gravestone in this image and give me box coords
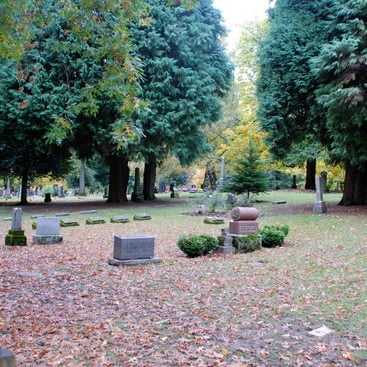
[5,208,27,246]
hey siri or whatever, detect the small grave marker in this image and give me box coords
[108,234,161,266]
[5,208,26,246]
[33,217,63,244]
[86,217,106,225]
[133,213,151,221]
[60,218,80,227]
[204,216,225,225]
[55,212,69,217]
[110,215,130,223]
[79,210,97,214]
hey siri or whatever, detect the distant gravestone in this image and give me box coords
[11,208,22,230]
[32,217,63,244]
[0,349,15,367]
[79,210,97,214]
[5,208,26,246]
[131,167,144,202]
[108,235,161,266]
[60,218,79,227]
[110,215,130,223]
[313,176,327,214]
[86,217,106,225]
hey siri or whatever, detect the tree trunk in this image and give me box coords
[20,173,28,205]
[143,154,157,201]
[339,161,367,206]
[106,154,129,203]
[305,159,316,190]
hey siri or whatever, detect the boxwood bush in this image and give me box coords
[178,234,219,257]
[232,234,261,253]
[259,225,289,247]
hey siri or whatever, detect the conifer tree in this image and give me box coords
[225,139,269,197]
[130,0,233,200]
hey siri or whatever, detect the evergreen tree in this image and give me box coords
[225,139,269,197]
[256,0,332,189]
[311,0,367,205]
[130,0,233,200]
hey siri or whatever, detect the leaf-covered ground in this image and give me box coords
[1,193,366,366]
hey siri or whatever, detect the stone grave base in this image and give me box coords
[108,257,162,266]
[5,230,27,246]
[313,201,327,214]
[32,235,63,245]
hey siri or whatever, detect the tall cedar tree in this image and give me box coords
[311,0,367,205]
[0,55,72,204]
[257,0,333,189]
[0,0,144,203]
[225,139,269,197]
[130,0,233,200]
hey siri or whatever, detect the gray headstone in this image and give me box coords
[113,235,155,260]
[0,348,15,367]
[36,217,60,236]
[11,208,22,230]
[313,176,327,214]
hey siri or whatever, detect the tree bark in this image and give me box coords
[305,159,316,190]
[143,154,157,201]
[20,173,28,205]
[339,161,367,206]
[106,154,129,203]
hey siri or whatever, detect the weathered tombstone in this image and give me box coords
[131,167,144,202]
[0,349,15,367]
[60,218,79,227]
[86,217,106,225]
[110,215,130,223]
[133,213,151,221]
[108,234,161,266]
[5,208,26,246]
[32,217,63,244]
[216,228,235,255]
[313,176,327,214]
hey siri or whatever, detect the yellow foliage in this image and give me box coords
[217,121,270,171]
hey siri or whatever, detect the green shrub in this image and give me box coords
[178,234,219,257]
[259,225,288,248]
[233,234,261,253]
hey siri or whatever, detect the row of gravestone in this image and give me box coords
[4,208,161,266]
[4,208,152,246]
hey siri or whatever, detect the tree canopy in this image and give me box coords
[257,0,367,205]
[130,0,233,199]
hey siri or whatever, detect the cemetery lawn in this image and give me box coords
[0,190,366,367]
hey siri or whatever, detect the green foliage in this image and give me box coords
[130,0,233,198]
[192,191,226,213]
[232,234,261,253]
[225,139,269,197]
[177,234,218,257]
[259,225,289,248]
